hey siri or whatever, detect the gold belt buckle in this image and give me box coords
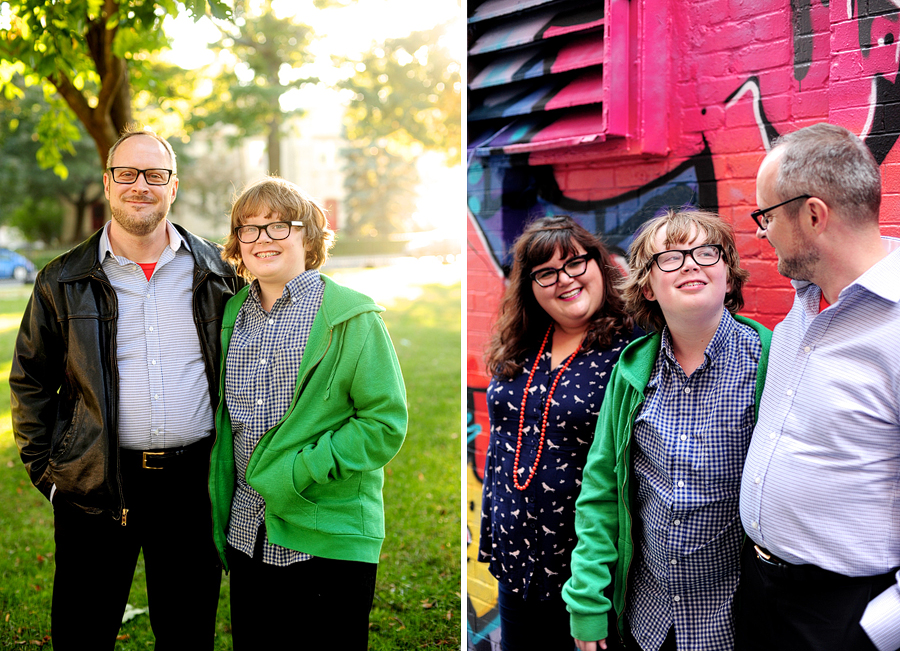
[142,451,165,470]
[754,544,774,562]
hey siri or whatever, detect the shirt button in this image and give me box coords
[147,293,152,298]
[151,360,157,365]
[256,398,263,405]
[259,358,267,365]
[677,480,685,488]
[673,596,681,603]
[769,432,776,439]
[683,387,691,394]
[268,319,274,325]
[670,559,677,565]
[804,346,811,353]
[148,326,154,332]
[786,389,793,396]
[680,434,687,441]
[154,394,159,400]
[755,476,761,484]
[673,519,681,526]
[751,521,759,529]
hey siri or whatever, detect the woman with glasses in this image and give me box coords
[562,208,771,651]
[478,214,640,651]
[208,176,407,650]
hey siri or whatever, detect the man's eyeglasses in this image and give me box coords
[750,195,811,230]
[647,244,724,273]
[530,254,592,287]
[108,167,173,185]
[234,221,303,243]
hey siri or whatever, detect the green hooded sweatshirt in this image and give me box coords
[210,275,408,570]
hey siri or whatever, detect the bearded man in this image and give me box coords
[10,126,244,649]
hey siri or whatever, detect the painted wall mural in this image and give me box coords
[467,1,900,648]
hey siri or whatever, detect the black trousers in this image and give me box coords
[228,539,377,650]
[496,582,630,651]
[50,442,222,650]
[496,582,577,651]
[736,542,895,651]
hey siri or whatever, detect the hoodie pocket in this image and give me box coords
[284,454,364,535]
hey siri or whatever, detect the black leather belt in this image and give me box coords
[121,440,209,470]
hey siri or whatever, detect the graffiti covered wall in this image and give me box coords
[466,0,900,647]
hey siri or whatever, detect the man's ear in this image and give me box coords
[805,197,829,233]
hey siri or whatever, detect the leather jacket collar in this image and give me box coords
[57,222,233,283]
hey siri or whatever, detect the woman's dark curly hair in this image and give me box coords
[485,215,634,379]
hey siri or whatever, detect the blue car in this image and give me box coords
[0,248,36,283]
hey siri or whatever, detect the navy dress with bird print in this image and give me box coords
[478,327,639,600]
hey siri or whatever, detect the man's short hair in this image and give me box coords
[106,124,177,174]
[621,207,749,333]
[222,176,335,279]
[771,122,881,227]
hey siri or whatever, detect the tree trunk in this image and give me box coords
[267,113,282,175]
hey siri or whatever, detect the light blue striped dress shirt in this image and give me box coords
[100,220,214,450]
[740,238,900,651]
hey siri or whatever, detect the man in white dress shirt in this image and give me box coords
[738,122,900,651]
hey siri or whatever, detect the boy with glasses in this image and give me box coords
[209,176,407,649]
[562,208,771,651]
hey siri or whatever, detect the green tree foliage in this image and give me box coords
[338,23,461,239]
[187,0,324,174]
[341,23,461,161]
[0,79,104,244]
[340,139,419,239]
[0,0,229,172]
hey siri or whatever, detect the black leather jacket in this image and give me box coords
[9,224,244,520]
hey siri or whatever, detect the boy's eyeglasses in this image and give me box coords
[234,221,303,243]
[647,244,724,273]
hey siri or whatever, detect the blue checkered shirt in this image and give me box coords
[224,270,324,566]
[627,310,761,651]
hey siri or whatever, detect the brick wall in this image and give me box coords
[467,1,900,647]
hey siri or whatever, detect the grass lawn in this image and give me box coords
[0,263,461,649]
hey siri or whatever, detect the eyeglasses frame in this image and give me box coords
[234,220,304,244]
[529,253,594,287]
[647,243,726,273]
[107,167,174,186]
[750,194,811,230]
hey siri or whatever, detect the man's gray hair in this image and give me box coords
[771,122,881,227]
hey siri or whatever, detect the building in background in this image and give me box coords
[175,98,346,242]
[466,0,900,648]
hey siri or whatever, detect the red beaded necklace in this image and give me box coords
[513,324,583,491]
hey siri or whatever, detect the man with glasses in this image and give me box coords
[10,126,243,649]
[738,122,900,651]
[564,208,770,651]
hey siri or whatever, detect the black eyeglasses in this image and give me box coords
[647,244,724,273]
[530,254,592,287]
[750,195,811,230]
[234,220,303,243]
[108,167,173,185]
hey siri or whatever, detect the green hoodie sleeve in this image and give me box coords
[291,313,408,491]
[562,363,632,643]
